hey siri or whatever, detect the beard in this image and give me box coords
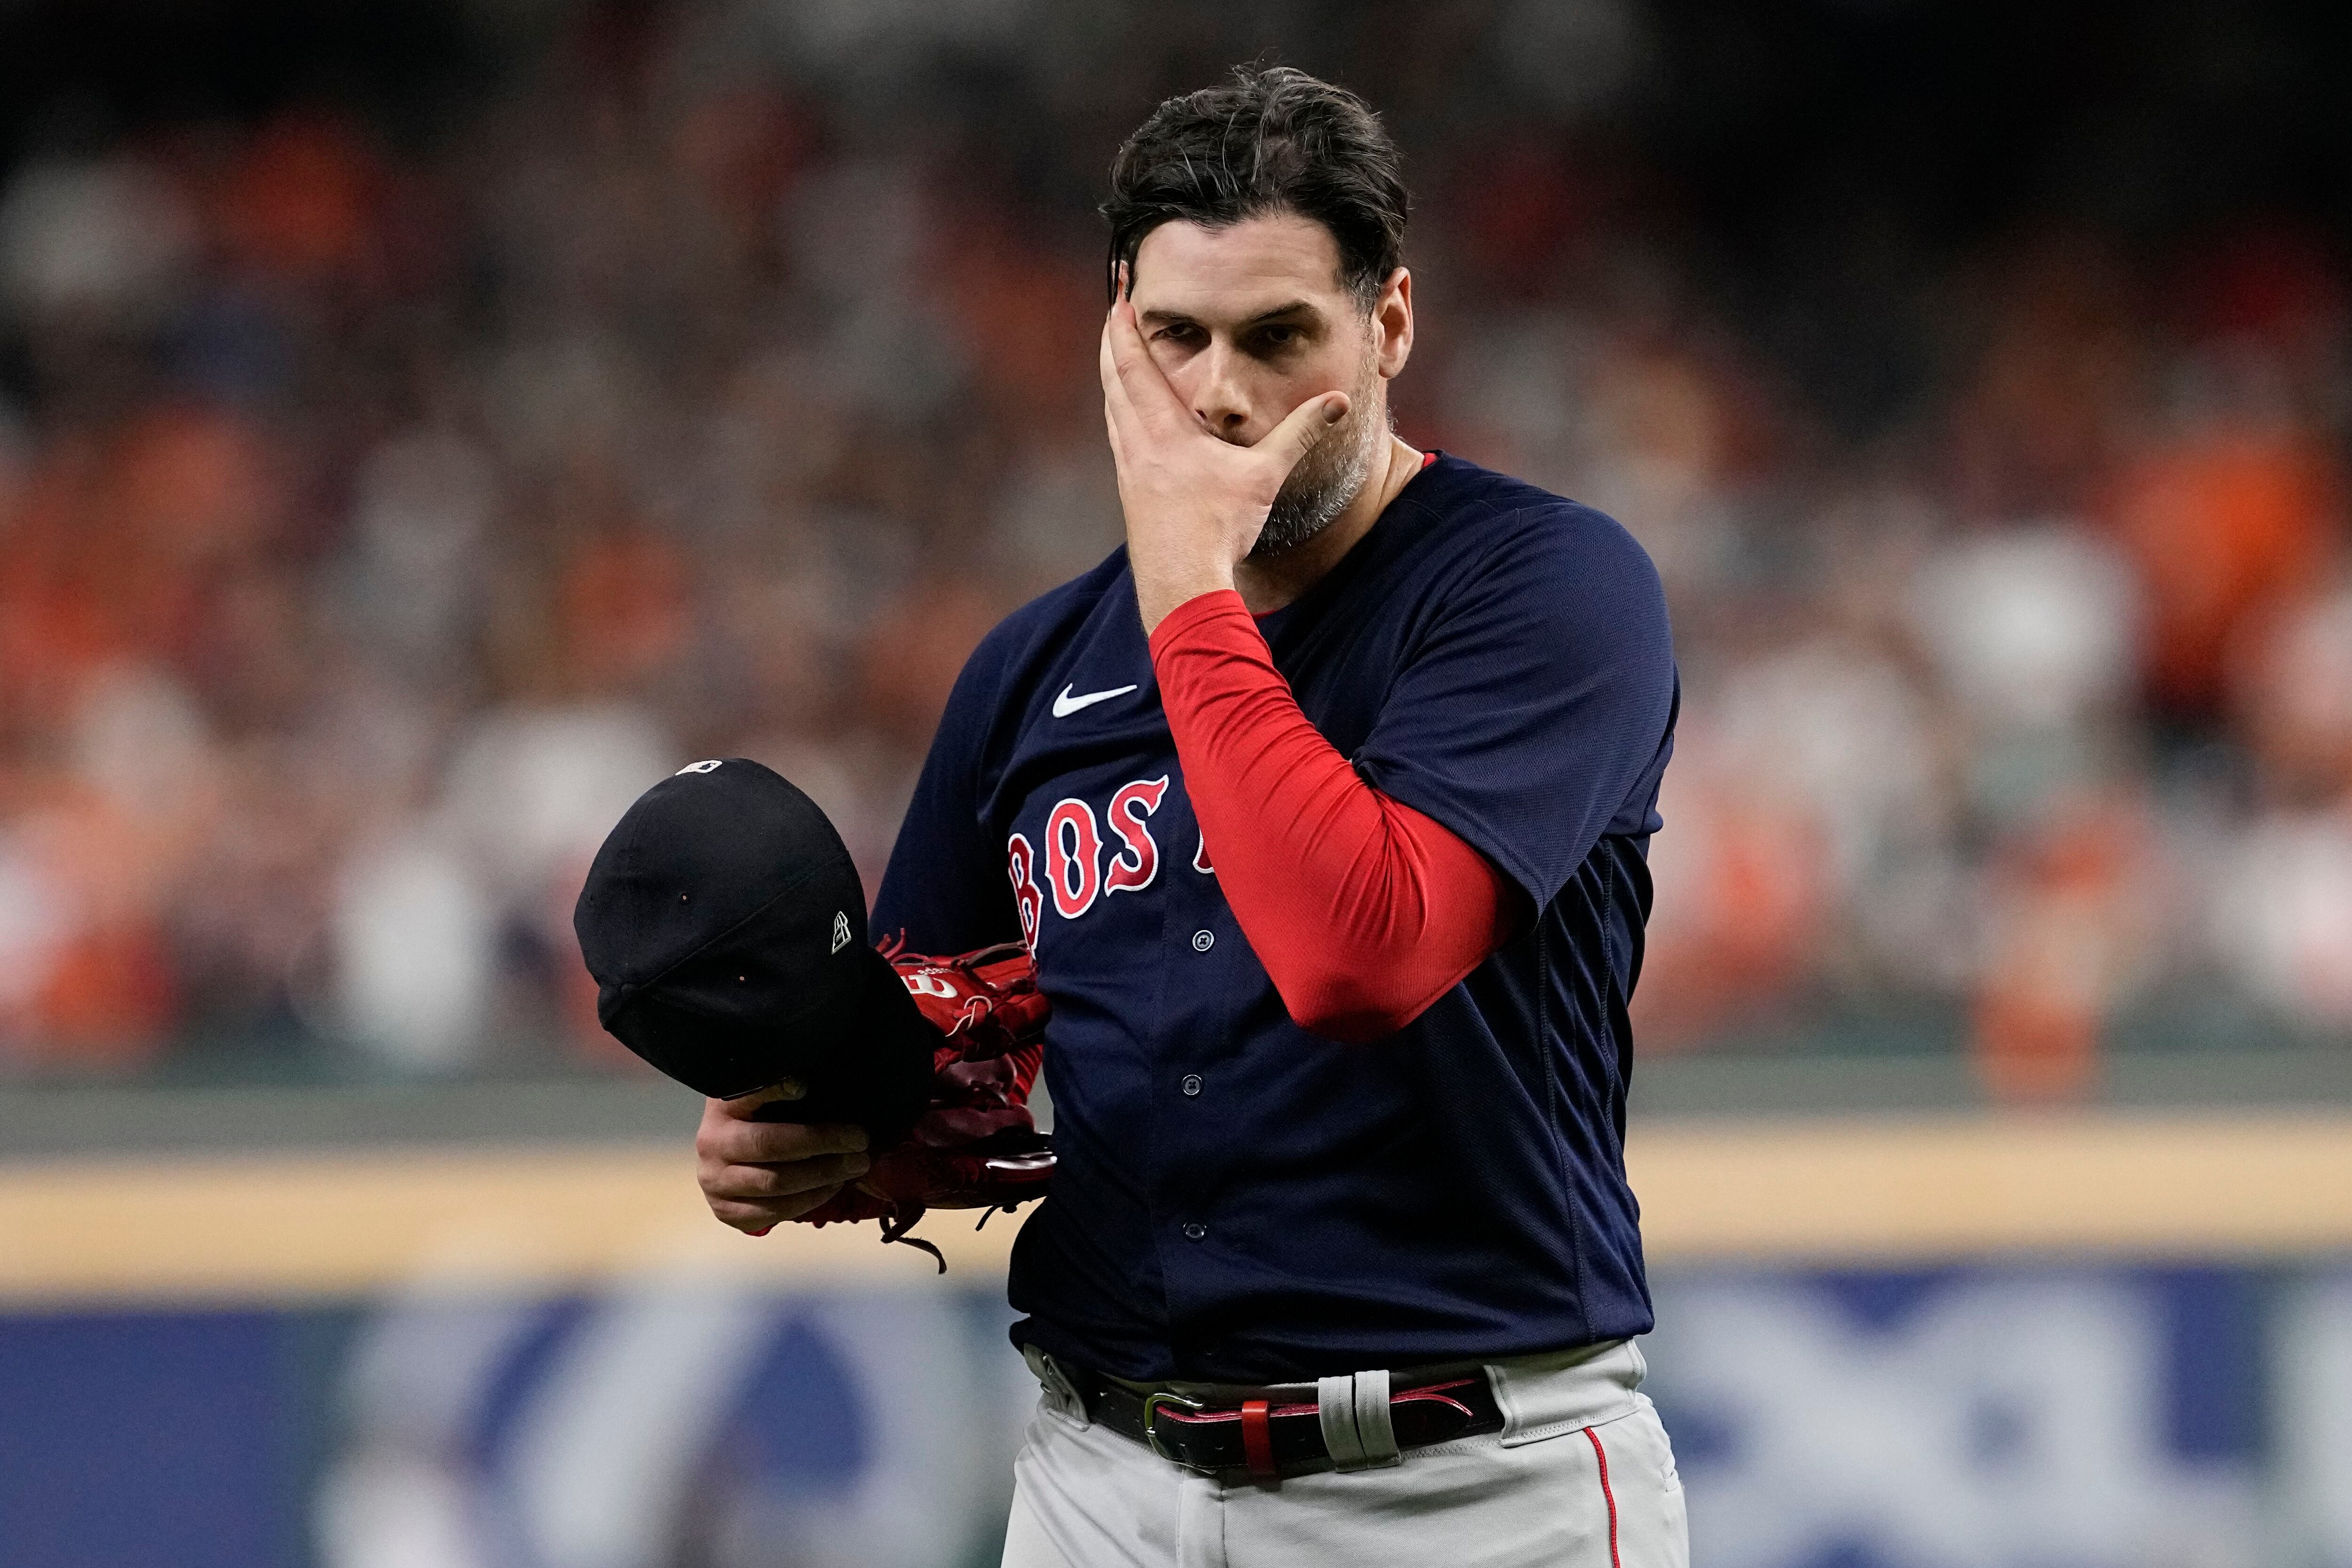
[1250,359,1386,559]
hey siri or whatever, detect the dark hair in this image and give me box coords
[1103,64,1408,311]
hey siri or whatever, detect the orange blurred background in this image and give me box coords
[0,0,2346,1101]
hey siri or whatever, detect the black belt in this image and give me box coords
[1078,1365,1505,1479]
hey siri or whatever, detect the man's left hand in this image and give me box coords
[1099,297,1348,632]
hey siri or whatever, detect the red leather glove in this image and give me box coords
[795,940,1053,1266]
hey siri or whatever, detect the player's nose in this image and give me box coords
[1191,342,1256,442]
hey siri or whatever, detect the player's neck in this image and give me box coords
[1232,433,1423,617]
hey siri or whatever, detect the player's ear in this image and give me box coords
[1375,267,1414,379]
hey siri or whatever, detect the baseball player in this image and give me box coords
[693,65,1686,1566]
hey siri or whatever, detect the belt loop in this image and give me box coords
[1352,1369,1400,1467]
[1025,1345,1089,1426]
[1318,1374,1368,1470]
[1240,1399,1277,1477]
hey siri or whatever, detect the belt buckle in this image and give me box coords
[1140,1389,1213,1470]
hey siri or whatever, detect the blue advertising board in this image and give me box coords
[7,1265,2350,1568]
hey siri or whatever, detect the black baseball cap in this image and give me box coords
[573,758,932,1140]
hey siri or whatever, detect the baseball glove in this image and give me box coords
[784,939,1053,1267]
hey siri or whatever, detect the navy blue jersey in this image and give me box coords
[873,453,1678,1384]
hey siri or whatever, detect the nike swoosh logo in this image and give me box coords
[1051,683,1138,718]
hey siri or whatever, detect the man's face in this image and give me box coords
[1128,213,1406,555]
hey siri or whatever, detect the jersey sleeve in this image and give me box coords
[1150,591,1515,1043]
[1349,506,1677,912]
[871,627,1026,957]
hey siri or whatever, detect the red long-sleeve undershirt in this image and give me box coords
[1148,589,1518,1043]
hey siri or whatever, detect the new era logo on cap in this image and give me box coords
[675,759,724,775]
[831,910,852,954]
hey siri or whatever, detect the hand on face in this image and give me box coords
[1099,294,1350,633]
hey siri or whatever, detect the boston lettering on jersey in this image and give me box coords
[1017,774,1176,927]
[875,454,1679,1385]
[1011,775,1188,935]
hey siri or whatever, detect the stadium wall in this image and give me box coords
[4,1114,2350,1568]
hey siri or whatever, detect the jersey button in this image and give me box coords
[1191,930,1215,952]
[1182,1221,1207,1242]
[1181,1074,1202,1097]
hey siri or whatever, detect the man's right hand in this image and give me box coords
[694,1080,872,1235]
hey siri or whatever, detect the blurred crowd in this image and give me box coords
[0,1,2345,1089]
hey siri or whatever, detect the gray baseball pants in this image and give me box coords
[1000,1337,1688,1568]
